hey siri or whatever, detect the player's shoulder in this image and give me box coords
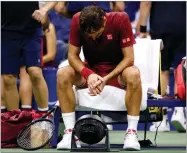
[71,12,81,26]
[107,12,129,27]
[72,12,81,20]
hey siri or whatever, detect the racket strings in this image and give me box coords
[18,120,54,149]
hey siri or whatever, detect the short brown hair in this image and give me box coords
[80,5,105,34]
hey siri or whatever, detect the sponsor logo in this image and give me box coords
[107,34,113,40]
[122,37,130,43]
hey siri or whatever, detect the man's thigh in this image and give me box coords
[22,34,42,69]
[159,33,186,70]
[171,33,186,69]
[151,32,186,70]
[1,39,22,75]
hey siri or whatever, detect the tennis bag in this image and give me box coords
[175,58,186,100]
[1,110,33,148]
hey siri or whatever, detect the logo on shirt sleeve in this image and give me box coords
[122,37,130,44]
[107,34,113,40]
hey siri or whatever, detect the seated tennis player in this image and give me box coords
[57,5,142,151]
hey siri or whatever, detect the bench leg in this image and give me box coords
[139,109,154,148]
[144,110,148,140]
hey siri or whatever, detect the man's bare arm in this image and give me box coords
[139,2,152,26]
[68,44,85,73]
[43,23,56,63]
[40,2,58,12]
[104,46,134,82]
[137,2,152,37]
[32,2,58,22]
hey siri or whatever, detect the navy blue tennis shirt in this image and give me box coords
[1,2,42,40]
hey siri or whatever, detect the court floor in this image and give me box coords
[1,131,186,153]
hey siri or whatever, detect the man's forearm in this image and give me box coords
[41,2,58,12]
[105,58,134,81]
[139,2,152,26]
[68,53,86,73]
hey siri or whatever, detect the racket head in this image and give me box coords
[17,118,55,150]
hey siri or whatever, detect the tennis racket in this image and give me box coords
[17,105,59,150]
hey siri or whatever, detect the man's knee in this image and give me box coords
[122,66,141,88]
[57,66,75,87]
[2,75,17,89]
[27,67,43,83]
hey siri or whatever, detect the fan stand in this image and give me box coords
[71,128,110,152]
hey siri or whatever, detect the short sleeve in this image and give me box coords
[119,13,136,48]
[69,13,81,47]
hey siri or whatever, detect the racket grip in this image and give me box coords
[42,105,57,118]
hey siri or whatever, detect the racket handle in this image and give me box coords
[42,105,58,118]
